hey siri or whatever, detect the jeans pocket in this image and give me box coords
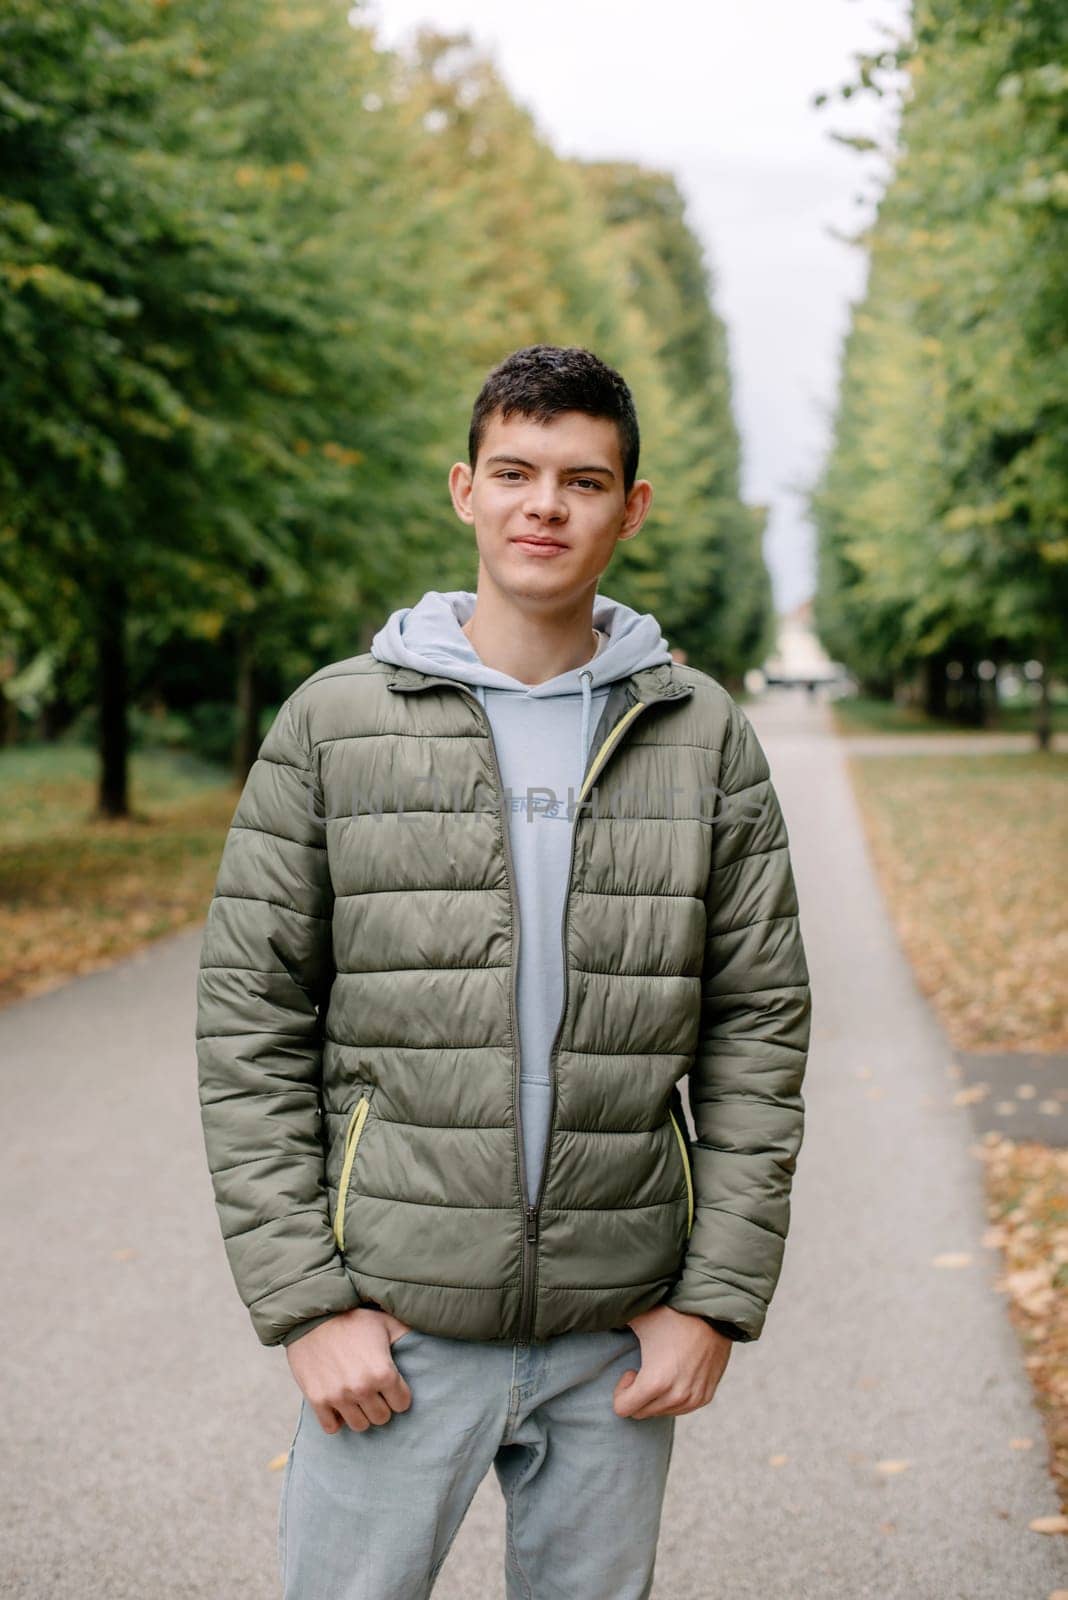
[388,1327,421,1355]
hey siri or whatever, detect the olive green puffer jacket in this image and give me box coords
[195,653,811,1349]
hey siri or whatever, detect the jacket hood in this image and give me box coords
[369,588,673,696]
[370,589,674,769]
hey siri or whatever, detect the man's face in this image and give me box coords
[448,409,652,609]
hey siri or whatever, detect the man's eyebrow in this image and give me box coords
[485,454,616,480]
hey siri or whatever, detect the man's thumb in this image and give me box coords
[613,1367,643,1414]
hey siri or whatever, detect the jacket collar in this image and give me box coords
[384,658,694,709]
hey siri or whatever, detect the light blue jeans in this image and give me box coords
[278,1323,676,1599]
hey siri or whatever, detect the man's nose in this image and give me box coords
[523,477,567,520]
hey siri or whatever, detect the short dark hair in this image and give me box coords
[468,345,640,495]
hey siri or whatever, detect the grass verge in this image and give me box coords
[848,749,1068,1514]
[0,743,237,1007]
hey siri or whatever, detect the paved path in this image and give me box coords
[1,689,1064,1598]
[838,728,1067,755]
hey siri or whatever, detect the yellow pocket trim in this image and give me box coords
[668,1108,695,1236]
[333,1095,371,1253]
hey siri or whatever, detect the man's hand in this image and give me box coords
[613,1304,732,1419]
[285,1307,415,1434]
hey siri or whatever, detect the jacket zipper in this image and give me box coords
[521,696,660,1343]
[461,687,657,1344]
[333,1094,371,1252]
[459,683,685,1345]
[456,689,536,1341]
[668,1107,695,1236]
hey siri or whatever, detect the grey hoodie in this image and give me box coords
[370,588,674,1205]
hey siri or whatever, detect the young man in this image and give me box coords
[195,345,811,1600]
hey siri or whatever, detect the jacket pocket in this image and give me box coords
[333,1092,373,1253]
[668,1108,695,1237]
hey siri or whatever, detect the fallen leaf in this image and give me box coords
[1010,1438,1034,1450]
[932,1252,972,1268]
[1029,1514,1068,1535]
[112,1248,137,1261]
[954,1084,989,1105]
[267,1452,290,1472]
[768,1453,788,1467]
[875,1459,912,1475]
[879,1520,897,1534]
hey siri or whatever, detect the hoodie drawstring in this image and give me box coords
[579,669,593,777]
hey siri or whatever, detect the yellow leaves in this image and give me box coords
[999,1265,1057,1317]
[234,162,311,191]
[767,1453,788,1467]
[931,1252,973,1269]
[321,441,363,468]
[292,439,362,467]
[187,610,226,642]
[940,499,1013,533]
[875,1459,912,1475]
[267,1452,290,1471]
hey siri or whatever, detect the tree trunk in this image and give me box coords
[954,656,985,727]
[1036,662,1052,752]
[234,620,261,786]
[97,573,129,818]
[0,648,17,747]
[981,668,1001,730]
[922,651,948,719]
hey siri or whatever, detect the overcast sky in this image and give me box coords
[364,0,910,614]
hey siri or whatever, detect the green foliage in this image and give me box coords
[810,0,1068,695]
[1,0,772,788]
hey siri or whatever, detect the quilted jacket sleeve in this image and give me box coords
[663,694,811,1342]
[195,691,363,1347]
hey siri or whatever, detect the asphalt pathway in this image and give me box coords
[1,689,1064,1598]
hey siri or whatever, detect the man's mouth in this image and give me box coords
[511,535,569,555]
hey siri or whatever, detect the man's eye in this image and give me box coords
[573,478,601,490]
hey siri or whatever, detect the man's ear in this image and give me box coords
[618,478,653,540]
[449,461,475,524]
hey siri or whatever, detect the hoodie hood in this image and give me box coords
[370,588,674,769]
